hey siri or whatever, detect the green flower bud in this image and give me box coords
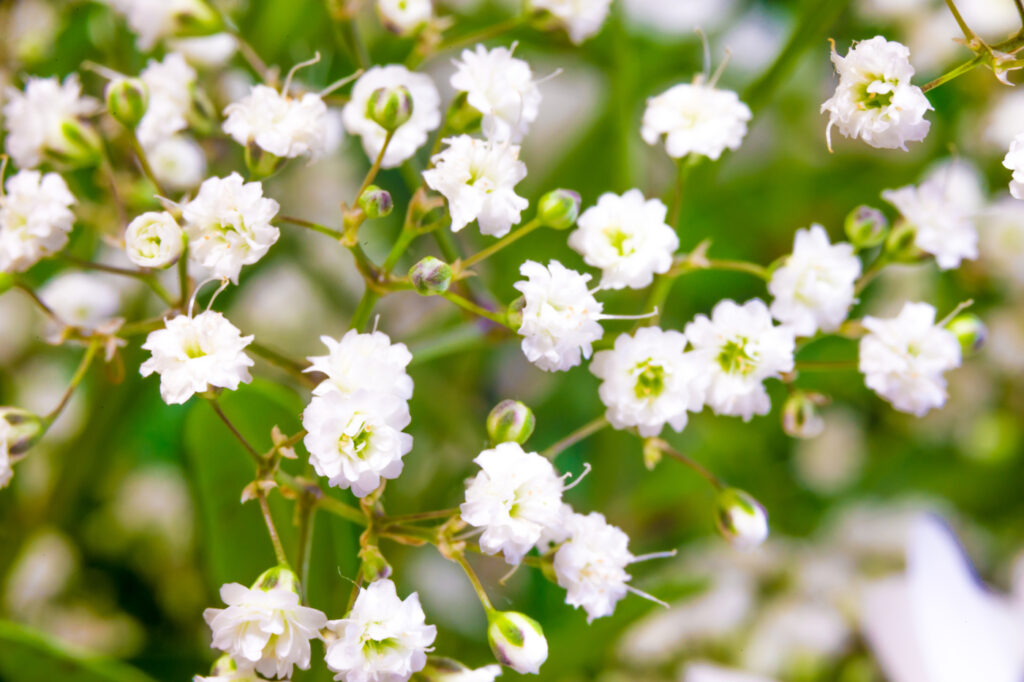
[367,86,414,131]
[536,189,581,230]
[105,77,149,129]
[781,391,826,439]
[45,119,102,169]
[884,222,921,262]
[358,185,394,219]
[206,654,241,677]
[409,256,453,295]
[244,140,285,180]
[715,488,768,550]
[506,296,526,331]
[358,544,392,581]
[487,610,548,675]
[252,565,301,595]
[444,92,483,136]
[947,313,986,356]
[169,0,222,37]
[844,204,889,249]
[0,408,44,456]
[486,399,536,446]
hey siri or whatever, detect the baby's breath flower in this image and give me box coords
[531,0,612,44]
[223,84,330,160]
[147,134,207,190]
[124,211,184,268]
[105,0,220,50]
[376,0,432,34]
[553,511,637,622]
[305,330,413,401]
[642,81,751,160]
[137,52,196,149]
[450,44,541,143]
[0,169,76,273]
[882,176,977,270]
[1003,132,1024,200]
[40,272,122,332]
[3,74,100,168]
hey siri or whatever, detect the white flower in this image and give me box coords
[589,327,708,437]
[487,611,548,674]
[450,44,541,142]
[821,36,932,151]
[182,173,280,284]
[568,189,678,290]
[858,302,961,416]
[531,0,613,43]
[1003,132,1024,200]
[105,0,217,50]
[223,84,330,159]
[684,662,778,682]
[684,299,795,420]
[460,442,567,565]
[193,654,267,682]
[169,33,238,68]
[641,81,751,160]
[302,390,412,498]
[423,136,528,237]
[418,659,502,681]
[147,135,206,191]
[305,330,413,401]
[342,65,440,169]
[40,273,121,332]
[768,224,861,336]
[0,169,76,273]
[376,0,431,33]
[980,197,1024,287]
[140,311,254,405]
[553,511,637,622]
[137,52,196,149]
[204,568,328,680]
[883,178,977,270]
[3,74,98,168]
[324,579,437,682]
[513,260,604,372]
[124,211,184,268]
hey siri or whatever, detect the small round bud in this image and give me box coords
[47,119,103,168]
[409,256,453,295]
[536,189,581,230]
[105,77,149,129]
[125,211,184,269]
[0,407,43,456]
[844,205,888,249]
[206,654,242,678]
[487,610,548,675]
[486,399,536,446]
[366,85,414,131]
[357,544,392,581]
[506,296,526,330]
[947,313,987,356]
[252,565,302,595]
[358,185,394,219]
[781,392,826,439]
[418,657,501,681]
[715,488,769,550]
[884,222,921,262]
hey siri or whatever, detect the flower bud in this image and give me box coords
[715,488,769,550]
[357,185,393,219]
[947,313,986,356]
[203,654,241,678]
[844,204,888,249]
[487,610,548,675]
[168,0,222,37]
[46,119,102,168]
[445,91,483,135]
[125,211,184,269]
[244,140,284,180]
[252,565,301,595]
[884,222,921,262]
[417,657,502,681]
[506,296,526,330]
[0,407,44,456]
[358,544,393,581]
[486,399,536,446]
[781,392,826,439]
[410,256,453,295]
[105,77,149,129]
[536,189,581,230]
[367,86,413,131]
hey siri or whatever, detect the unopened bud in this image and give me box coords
[487,610,548,675]
[169,0,222,36]
[536,189,581,230]
[486,399,535,446]
[367,86,413,131]
[715,488,769,550]
[206,654,241,678]
[410,256,453,295]
[947,313,986,356]
[358,544,392,581]
[417,657,502,681]
[244,140,284,180]
[106,77,149,129]
[884,222,921,262]
[506,296,526,330]
[444,91,483,135]
[781,392,826,439]
[252,565,301,595]
[844,205,888,249]
[46,119,102,168]
[358,185,393,219]
[0,407,43,456]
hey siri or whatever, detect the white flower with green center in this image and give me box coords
[324,579,437,682]
[569,189,679,290]
[302,390,412,498]
[306,330,414,401]
[140,311,254,405]
[450,43,542,143]
[590,327,708,437]
[460,442,568,565]
[882,176,977,270]
[0,169,76,273]
[2,74,99,169]
[685,299,795,420]
[125,211,184,268]
[376,0,432,34]
[859,302,961,416]
[40,272,122,332]
[821,36,931,151]
[223,84,330,160]
[641,81,751,161]
[423,135,528,237]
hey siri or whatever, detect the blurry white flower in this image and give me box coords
[423,135,528,237]
[146,135,207,191]
[821,36,931,151]
[105,0,218,50]
[450,44,541,142]
[124,211,184,268]
[794,408,865,494]
[204,567,327,679]
[531,0,612,44]
[3,528,77,614]
[684,662,777,682]
[40,273,121,332]
[140,311,254,405]
[324,579,437,682]
[5,0,60,63]
[568,189,678,290]
[924,157,985,214]
[984,90,1024,151]
[513,260,604,372]
[589,327,707,437]
[168,33,237,68]
[137,52,195,149]
[859,302,961,416]
[621,0,737,36]
[883,177,977,270]
[342,65,440,168]
[377,0,432,34]
[182,173,280,283]
[980,198,1024,288]
[1003,132,1024,200]
[642,81,751,160]
[743,599,850,676]
[0,169,76,273]
[112,466,193,552]
[3,74,99,168]
[460,442,566,565]
[306,330,413,400]
[223,84,330,159]
[685,299,795,420]
[554,511,636,622]
[768,224,860,336]
[486,610,548,674]
[716,488,770,550]
[417,658,502,681]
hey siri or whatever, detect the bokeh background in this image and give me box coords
[2,0,1024,680]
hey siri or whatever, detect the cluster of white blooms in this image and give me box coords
[105,0,218,50]
[1003,133,1024,200]
[768,224,861,336]
[137,52,195,148]
[2,75,98,168]
[569,190,678,290]
[451,44,542,143]
[223,83,330,160]
[324,579,436,682]
[377,0,432,34]
[531,0,613,44]
[642,81,752,160]
[0,170,76,273]
[882,176,978,270]
[821,36,932,151]
[124,211,184,268]
[859,302,961,416]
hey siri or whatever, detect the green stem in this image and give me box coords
[208,398,263,465]
[652,439,725,490]
[350,289,381,332]
[706,259,769,280]
[943,0,977,41]
[15,281,59,322]
[384,508,458,525]
[381,228,417,274]
[258,491,291,567]
[281,215,344,240]
[440,291,510,328]
[248,341,315,387]
[177,243,190,308]
[61,256,175,306]
[541,416,609,459]
[668,156,695,229]
[296,500,316,598]
[460,218,542,270]
[128,132,167,197]
[411,15,527,67]
[45,340,101,425]
[455,553,494,614]
[921,53,985,92]
[356,130,395,202]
